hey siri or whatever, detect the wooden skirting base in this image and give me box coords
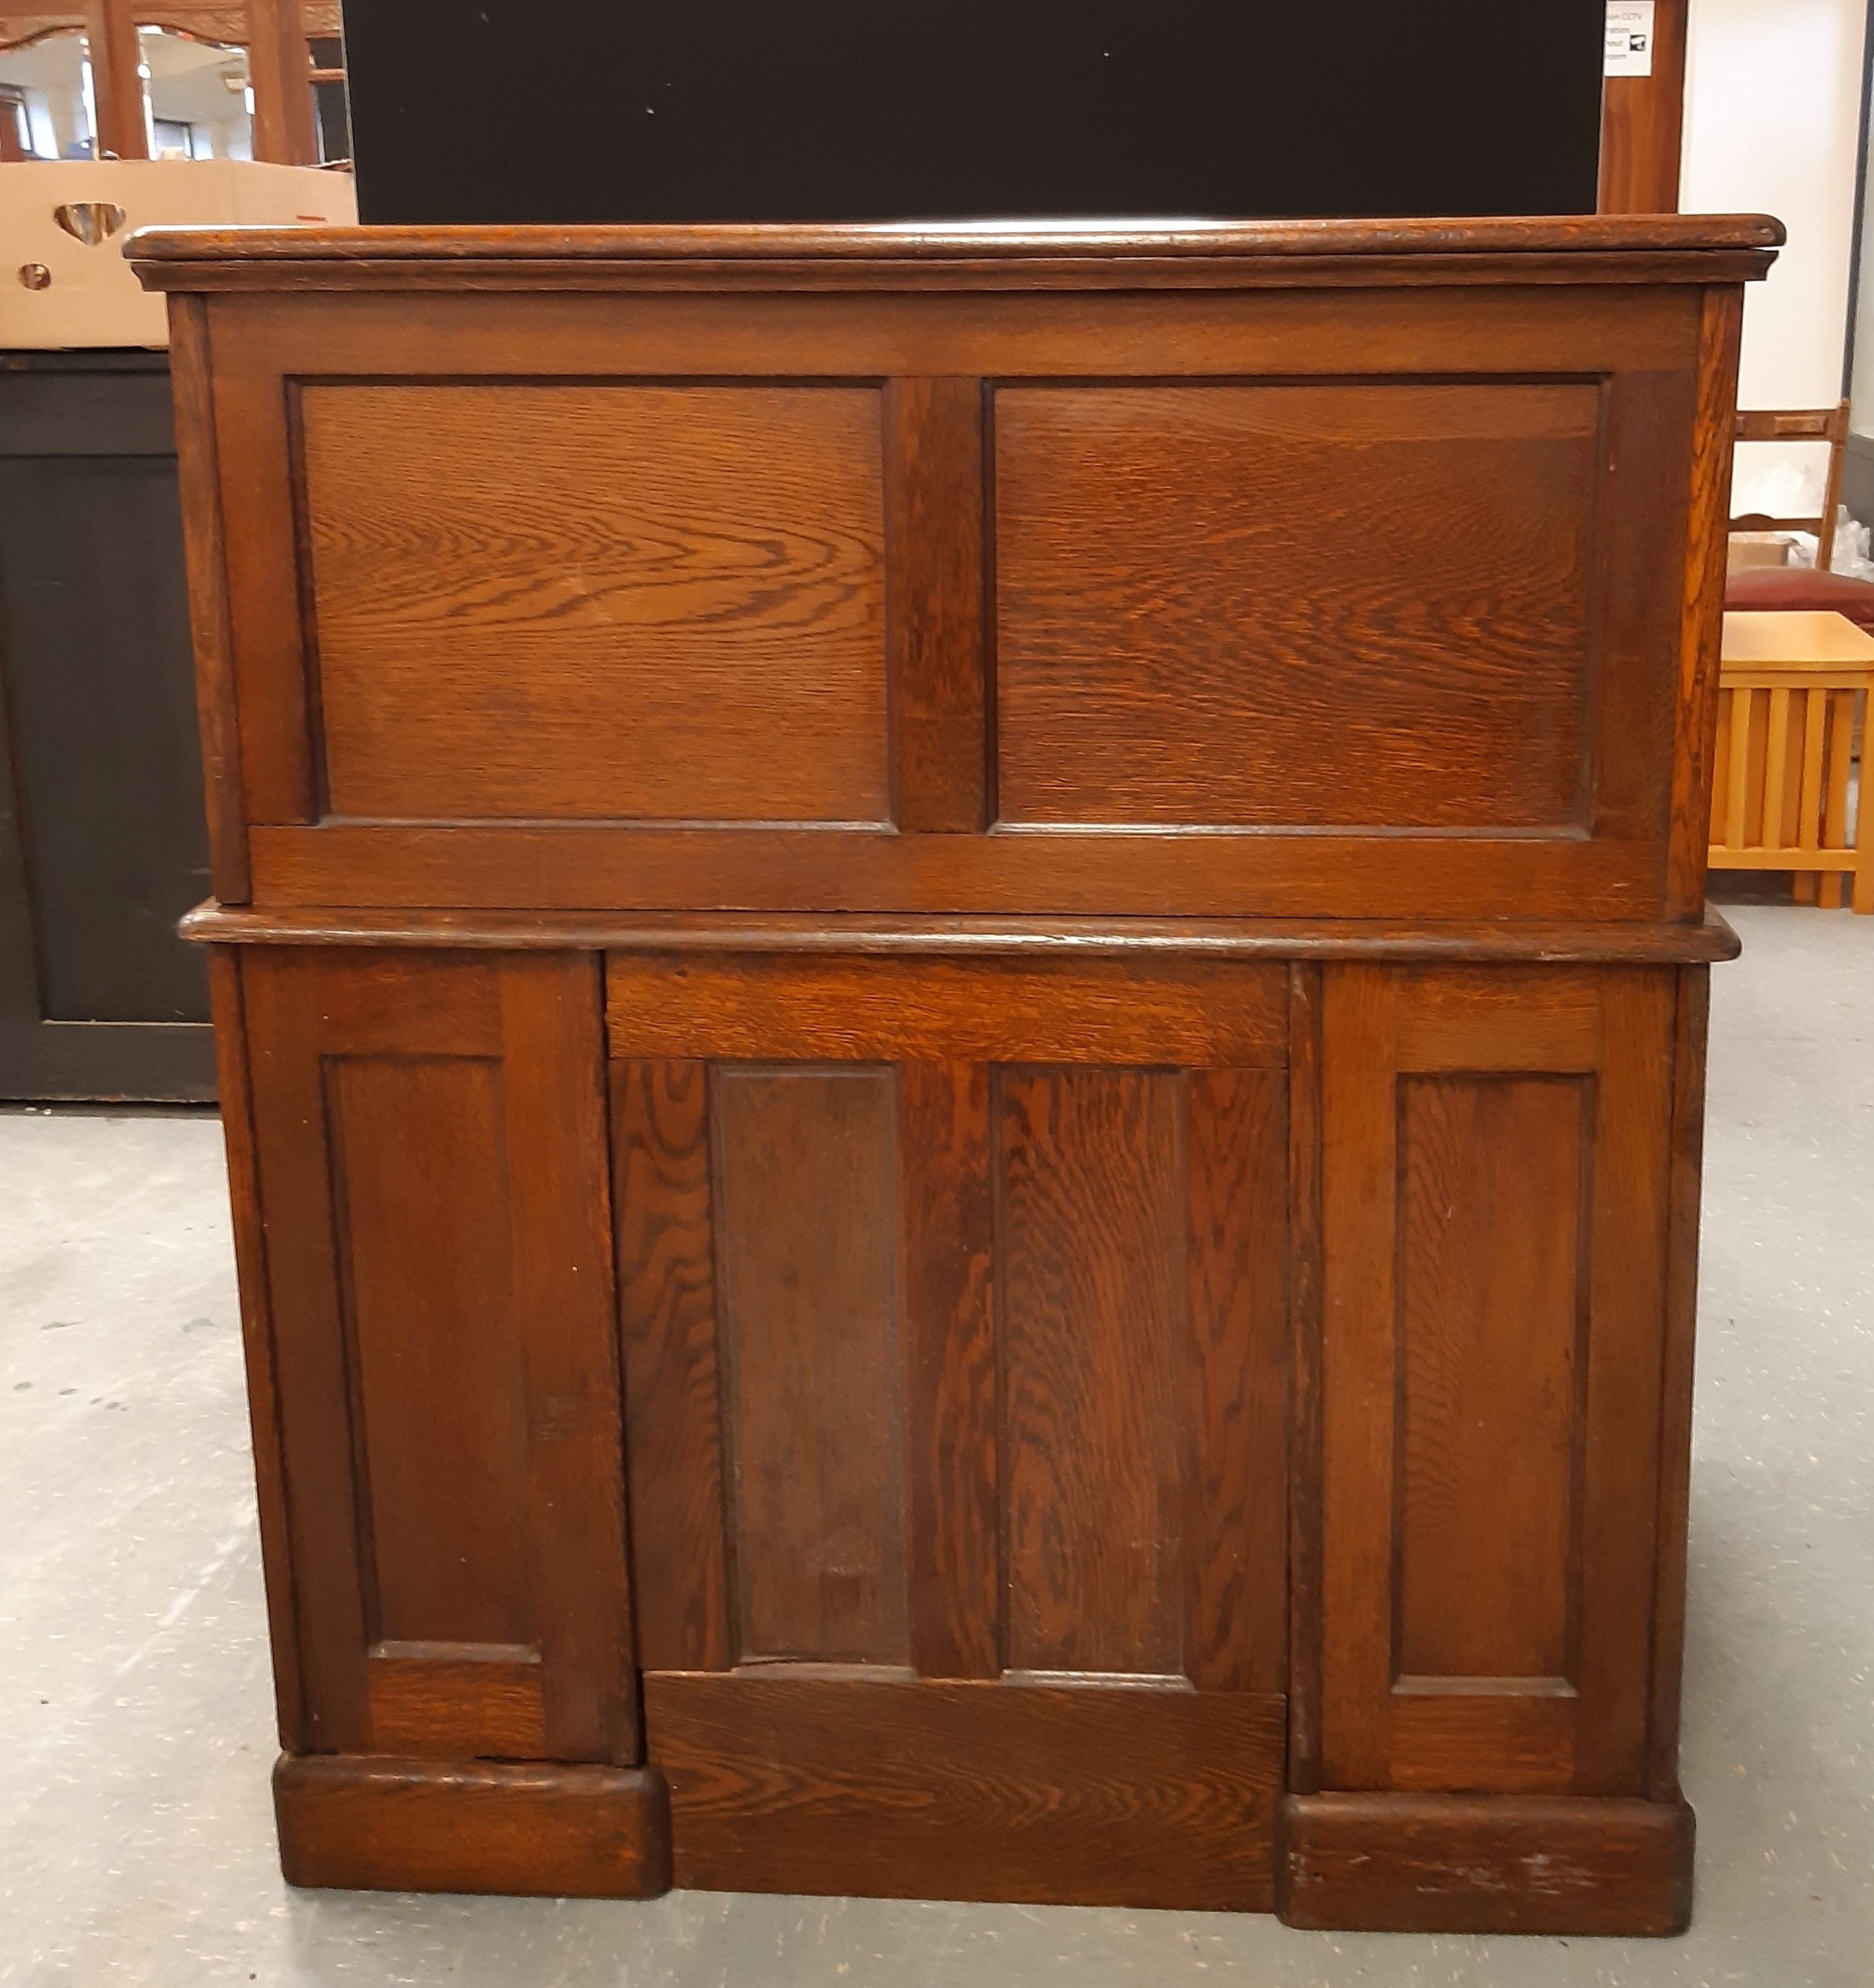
[1277,1793,1696,1936]
[648,1673,1286,1910]
[273,1755,672,1898]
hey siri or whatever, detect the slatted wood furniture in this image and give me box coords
[1729,401,1851,569]
[132,212,1779,1936]
[1711,609,1874,911]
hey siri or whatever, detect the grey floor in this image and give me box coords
[1,901,1869,1987]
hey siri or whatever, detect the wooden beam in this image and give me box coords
[85,0,147,158]
[1600,0,1689,214]
[247,0,317,165]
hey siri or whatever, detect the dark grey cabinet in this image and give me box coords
[0,352,215,1101]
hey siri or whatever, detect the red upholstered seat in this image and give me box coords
[1725,564,1874,632]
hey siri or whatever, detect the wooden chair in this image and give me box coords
[1731,400,1851,571]
[1711,611,1874,911]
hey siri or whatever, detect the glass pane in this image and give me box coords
[0,29,96,160]
[138,25,251,161]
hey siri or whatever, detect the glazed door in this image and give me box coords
[608,952,1292,1909]
[235,949,638,1765]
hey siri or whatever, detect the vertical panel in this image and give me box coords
[886,378,989,832]
[714,1067,908,1664]
[332,1056,529,1647]
[901,1061,1000,1678]
[1184,1068,1289,1695]
[1320,966,1676,1800]
[243,950,634,1765]
[614,1059,732,1672]
[1395,1076,1587,1686]
[1573,970,1675,1792]
[501,955,636,1763]
[1000,1068,1183,1676]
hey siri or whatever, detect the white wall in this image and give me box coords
[1681,0,1868,432]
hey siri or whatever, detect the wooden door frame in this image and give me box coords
[1600,0,1690,215]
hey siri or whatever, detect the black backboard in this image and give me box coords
[343,1,1606,227]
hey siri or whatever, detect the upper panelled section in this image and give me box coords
[298,383,889,824]
[204,283,1714,918]
[995,383,1601,830]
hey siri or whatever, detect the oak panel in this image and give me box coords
[1318,966,1674,1798]
[901,1061,1000,1678]
[329,1055,529,1648]
[300,383,889,824]
[242,949,636,1764]
[1184,1068,1290,1695]
[712,1067,907,1664]
[274,1756,671,1900]
[649,1672,1285,1909]
[1395,1075,1587,1687]
[995,382,1600,830]
[1000,1068,1184,1676]
[1279,1792,1694,1936]
[613,1059,731,1673]
[605,953,1289,1065]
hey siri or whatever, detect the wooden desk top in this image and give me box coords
[1721,609,1874,668]
[126,213,1784,294]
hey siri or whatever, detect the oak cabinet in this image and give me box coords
[138,214,1773,1932]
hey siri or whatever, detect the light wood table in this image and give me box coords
[1712,609,1874,911]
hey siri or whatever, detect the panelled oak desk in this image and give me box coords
[133,215,1780,1935]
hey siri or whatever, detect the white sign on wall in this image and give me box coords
[1605,1,1657,78]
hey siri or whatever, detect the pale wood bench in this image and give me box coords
[1711,610,1873,912]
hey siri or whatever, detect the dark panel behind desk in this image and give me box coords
[0,353,215,1101]
[344,0,1607,226]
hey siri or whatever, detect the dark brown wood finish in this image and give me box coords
[240,949,637,1765]
[146,220,1767,1930]
[651,1675,1285,1910]
[1599,0,1691,217]
[1279,1792,1694,1935]
[609,952,1294,1885]
[274,1756,671,1898]
[132,218,1774,925]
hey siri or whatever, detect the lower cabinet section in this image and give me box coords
[217,943,1710,1932]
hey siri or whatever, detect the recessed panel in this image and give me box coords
[713,1066,907,1663]
[328,1055,529,1648]
[1000,1068,1184,1675]
[994,382,1601,830]
[1395,1075,1588,1686]
[301,384,889,824]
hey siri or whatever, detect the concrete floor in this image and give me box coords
[1,900,1869,1987]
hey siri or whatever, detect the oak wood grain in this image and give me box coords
[300,384,889,825]
[613,1059,732,1673]
[605,953,1287,1066]
[1000,1068,1183,1676]
[887,377,988,832]
[713,1067,908,1665]
[1319,966,1674,1799]
[649,1672,1284,1909]
[274,1755,671,1899]
[186,903,1747,965]
[995,383,1599,831]
[901,1061,1000,1678]
[1184,1069,1289,1696]
[1279,1792,1694,1934]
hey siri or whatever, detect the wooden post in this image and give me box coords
[248,0,317,165]
[1599,0,1690,214]
[84,0,147,159]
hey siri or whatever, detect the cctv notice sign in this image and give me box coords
[1605,1,1656,77]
